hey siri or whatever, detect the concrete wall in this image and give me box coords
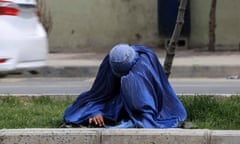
[46,0,159,53]
[216,0,240,48]
[190,0,240,49]
[45,0,240,52]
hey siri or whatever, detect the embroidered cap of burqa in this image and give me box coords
[63,44,187,128]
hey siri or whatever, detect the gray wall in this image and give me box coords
[190,0,240,49]
[45,0,240,52]
[46,0,159,53]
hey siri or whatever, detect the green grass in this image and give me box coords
[0,96,72,128]
[0,95,239,129]
[180,95,240,130]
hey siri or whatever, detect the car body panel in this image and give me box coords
[1,0,36,5]
[0,0,48,72]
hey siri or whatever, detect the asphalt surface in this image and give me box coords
[1,78,240,95]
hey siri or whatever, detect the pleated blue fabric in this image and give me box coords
[63,45,187,128]
[109,44,138,76]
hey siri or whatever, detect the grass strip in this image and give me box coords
[180,95,240,130]
[0,95,239,129]
[0,96,72,128]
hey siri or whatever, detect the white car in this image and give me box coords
[0,0,48,76]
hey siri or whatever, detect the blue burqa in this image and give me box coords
[63,45,187,128]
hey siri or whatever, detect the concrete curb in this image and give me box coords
[0,128,240,144]
[7,65,240,78]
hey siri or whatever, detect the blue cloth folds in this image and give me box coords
[63,45,187,128]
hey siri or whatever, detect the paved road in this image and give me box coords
[171,78,240,95]
[0,78,240,95]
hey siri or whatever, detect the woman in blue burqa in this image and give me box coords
[62,44,187,128]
